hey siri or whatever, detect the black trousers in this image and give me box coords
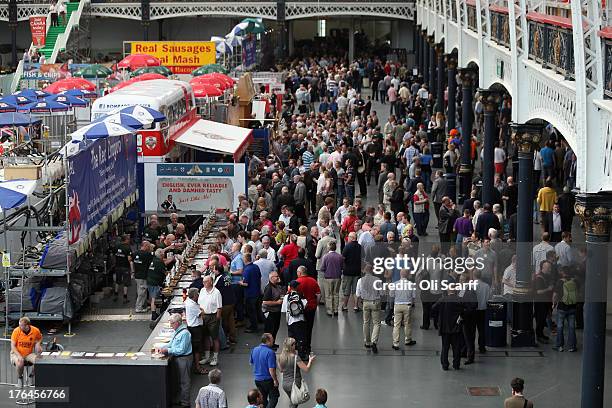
[288,320,308,359]
[255,379,280,408]
[357,171,367,197]
[441,332,462,369]
[475,309,486,349]
[245,297,259,331]
[534,302,550,338]
[304,309,316,354]
[295,203,307,226]
[462,313,477,361]
[264,311,282,343]
[439,232,451,255]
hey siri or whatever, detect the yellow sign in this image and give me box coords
[130,41,216,72]
[2,252,10,267]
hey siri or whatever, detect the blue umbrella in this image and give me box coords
[18,100,70,113]
[93,112,147,129]
[0,180,38,211]
[0,112,42,127]
[113,105,166,122]
[0,101,17,113]
[14,89,49,99]
[0,95,36,105]
[62,89,97,99]
[71,121,136,141]
[46,94,87,108]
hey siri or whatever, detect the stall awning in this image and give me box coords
[173,119,253,161]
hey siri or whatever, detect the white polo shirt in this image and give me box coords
[184,298,203,327]
[198,287,223,314]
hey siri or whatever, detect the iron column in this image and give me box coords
[428,36,436,95]
[445,54,457,131]
[9,0,17,69]
[436,44,445,114]
[511,123,543,347]
[478,88,501,207]
[457,68,477,204]
[576,194,611,408]
[423,32,430,85]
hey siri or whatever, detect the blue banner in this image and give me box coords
[243,36,256,69]
[67,135,137,245]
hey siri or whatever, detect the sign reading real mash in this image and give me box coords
[130,41,216,74]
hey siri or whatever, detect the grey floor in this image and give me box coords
[2,91,611,408]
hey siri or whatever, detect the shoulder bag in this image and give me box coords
[290,354,310,404]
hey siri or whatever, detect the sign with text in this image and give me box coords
[67,135,138,245]
[143,163,245,213]
[29,16,46,48]
[243,36,257,69]
[130,41,216,74]
[21,63,89,82]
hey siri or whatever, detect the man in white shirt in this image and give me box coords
[261,236,276,262]
[248,230,263,254]
[493,143,506,176]
[532,233,554,273]
[185,288,206,375]
[198,276,223,366]
[555,232,573,267]
[502,255,517,296]
[333,197,351,226]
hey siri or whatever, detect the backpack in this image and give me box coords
[287,291,305,317]
[561,279,577,306]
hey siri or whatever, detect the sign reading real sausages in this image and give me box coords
[130,41,216,74]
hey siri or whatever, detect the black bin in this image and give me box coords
[431,142,443,168]
[485,300,507,347]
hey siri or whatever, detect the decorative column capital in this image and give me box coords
[445,54,458,70]
[434,43,445,55]
[478,88,502,113]
[575,194,612,238]
[510,123,544,154]
[457,67,477,88]
[427,35,435,45]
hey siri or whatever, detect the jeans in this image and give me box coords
[345,184,355,203]
[245,297,259,330]
[556,308,577,349]
[255,379,280,408]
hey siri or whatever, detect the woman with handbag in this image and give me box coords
[278,337,315,407]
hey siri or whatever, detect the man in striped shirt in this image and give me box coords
[326,77,338,98]
[196,369,227,408]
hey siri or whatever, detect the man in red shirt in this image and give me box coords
[340,206,358,242]
[296,265,321,357]
[279,234,299,272]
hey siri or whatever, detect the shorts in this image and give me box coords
[188,326,203,353]
[10,352,36,366]
[494,162,504,174]
[114,267,132,286]
[341,275,359,297]
[202,314,219,340]
[147,285,161,299]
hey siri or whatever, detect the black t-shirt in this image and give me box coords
[503,184,518,215]
[262,283,286,313]
[142,227,160,243]
[342,241,362,276]
[147,257,166,286]
[115,243,132,269]
[214,272,236,306]
[133,250,153,280]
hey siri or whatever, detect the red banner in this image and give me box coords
[29,16,46,48]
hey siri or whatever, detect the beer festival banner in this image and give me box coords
[29,16,46,48]
[143,163,246,213]
[67,135,138,245]
[130,41,216,74]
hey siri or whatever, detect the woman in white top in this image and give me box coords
[49,1,58,27]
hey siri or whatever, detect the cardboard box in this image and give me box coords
[4,164,42,180]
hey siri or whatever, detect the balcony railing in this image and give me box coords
[527,12,574,79]
[490,6,510,47]
[467,4,477,31]
[604,34,612,99]
[450,0,457,23]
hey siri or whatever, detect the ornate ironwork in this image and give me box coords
[467,4,477,30]
[478,88,502,112]
[574,201,612,237]
[605,38,612,99]
[510,122,544,154]
[528,19,574,79]
[88,2,278,20]
[490,10,510,47]
[0,4,49,21]
[284,2,415,20]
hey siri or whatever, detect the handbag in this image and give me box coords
[290,355,310,404]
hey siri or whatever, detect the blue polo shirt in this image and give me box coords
[230,252,244,284]
[250,344,276,381]
[540,146,554,167]
[243,263,262,299]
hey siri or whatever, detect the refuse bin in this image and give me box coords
[485,299,507,347]
[431,142,443,168]
[443,173,457,203]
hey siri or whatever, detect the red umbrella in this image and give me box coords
[44,78,96,93]
[117,54,161,70]
[206,73,234,87]
[190,76,229,91]
[192,83,223,98]
[132,73,167,82]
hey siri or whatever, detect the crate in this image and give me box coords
[4,164,42,180]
